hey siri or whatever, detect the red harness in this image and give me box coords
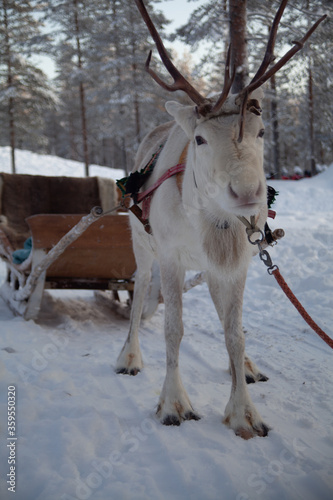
[128,144,189,233]
[139,163,186,221]
[129,142,275,233]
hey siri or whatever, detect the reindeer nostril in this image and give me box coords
[229,183,239,199]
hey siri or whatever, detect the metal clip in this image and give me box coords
[237,215,279,275]
[259,248,273,268]
[247,229,265,246]
[237,215,264,245]
[267,264,279,275]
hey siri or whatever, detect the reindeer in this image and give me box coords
[116,0,326,439]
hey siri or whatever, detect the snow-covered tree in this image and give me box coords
[83,0,171,173]
[0,0,55,172]
[259,0,332,175]
[174,0,229,96]
[41,0,97,175]
[43,0,170,174]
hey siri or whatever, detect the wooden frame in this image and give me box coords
[0,172,205,321]
[0,211,137,320]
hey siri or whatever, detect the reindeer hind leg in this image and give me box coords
[116,238,154,376]
[244,353,269,384]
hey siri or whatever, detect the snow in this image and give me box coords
[0,148,333,500]
[0,146,123,180]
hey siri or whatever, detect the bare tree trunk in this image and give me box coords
[121,137,128,175]
[112,0,128,173]
[133,77,141,146]
[130,8,142,148]
[131,46,141,147]
[3,0,16,173]
[228,0,248,93]
[270,73,281,179]
[306,0,316,177]
[73,0,89,177]
[308,67,316,176]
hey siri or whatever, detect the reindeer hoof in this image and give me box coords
[161,411,200,426]
[235,424,269,441]
[244,356,269,384]
[157,402,200,426]
[246,373,269,384]
[245,375,256,384]
[116,346,143,376]
[162,415,181,426]
[184,411,201,421]
[116,367,141,376]
[236,422,270,440]
[224,402,270,439]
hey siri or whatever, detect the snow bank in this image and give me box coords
[0,146,124,180]
[272,166,333,215]
[0,149,332,500]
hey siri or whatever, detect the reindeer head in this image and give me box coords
[135,0,326,217]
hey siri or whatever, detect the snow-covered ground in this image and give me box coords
[0,148,332,500]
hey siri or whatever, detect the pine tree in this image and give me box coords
[84,0,170,173]
[174,0,229,95]
[265,0,332,174]
[0,0,54,172]
[44,0,170,173]
[41,0,96,175]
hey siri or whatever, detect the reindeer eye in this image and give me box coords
[195,136,207,146]
[258,129,265,138]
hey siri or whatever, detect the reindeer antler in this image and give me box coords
[135,0,206,106]
[135,0,237,115]
[237,1,327,142]
[135,0,326,137]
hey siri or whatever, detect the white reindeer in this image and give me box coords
[116,0,325,439]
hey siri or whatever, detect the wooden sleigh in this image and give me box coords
[0,172,142,320]
[0,172,283,322]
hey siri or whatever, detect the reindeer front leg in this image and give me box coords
[157,260,200,425]
[208,271,269,439]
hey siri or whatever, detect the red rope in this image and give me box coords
[272,268,333,349]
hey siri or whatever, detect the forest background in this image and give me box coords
[0,0,332,178]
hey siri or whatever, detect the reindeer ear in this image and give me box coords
[165,101,198,138]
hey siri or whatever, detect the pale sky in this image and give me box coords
[159,0,197,31]
[159,0,201,56]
